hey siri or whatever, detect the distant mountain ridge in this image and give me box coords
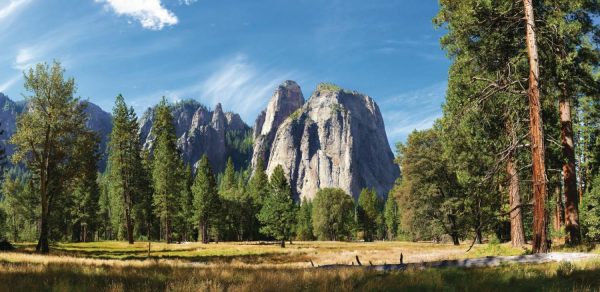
[0,81,400,199]
[138,99,252,172]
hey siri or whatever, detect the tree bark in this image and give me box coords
[523,0,548,253]
[507,157,526,247]
[36,197,50,253]
[201,221,209,244]
[559,95,581,244]
[280,240,285,248]
[553,184,564,231]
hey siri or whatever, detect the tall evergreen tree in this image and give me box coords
[10,62,96,253]
[192,155,220,243]
[70,130,101,242]
[151,97,182,243]
[257,165,296,247]
[357,188,379,242]
[107,94,143,244]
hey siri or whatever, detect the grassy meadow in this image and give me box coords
[1,241,600,291]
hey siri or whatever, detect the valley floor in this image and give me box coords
[1,241,600,291]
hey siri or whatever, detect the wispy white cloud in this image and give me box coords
[0,74,21,93]
[179,0,197,5]
[96,0,178,30]
[0,0,31,22]
[130,53,295,122]
[381,81,447,144]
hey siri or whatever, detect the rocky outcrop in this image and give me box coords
[140,100,251,172]
[251,80,304,171]
[260,83,399,200]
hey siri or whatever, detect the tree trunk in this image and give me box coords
[507,157,526,247]
[124,202,134,244]
[451,233,460,245]
[523,0,548,254]
[554,184,564,231]
[165,213,171,244]
[559,95,581,244]
[280,240,285,248]
[201,221,208,244]
[37,203,50,253]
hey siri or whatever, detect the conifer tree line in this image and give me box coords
[392,0,599,252]
[0,62,401,252]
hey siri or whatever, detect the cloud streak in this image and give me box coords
[0,0,31,22]
[381,81,447,145]
[130,54,295,123]
[96,0,178,30]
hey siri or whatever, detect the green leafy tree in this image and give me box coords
[192,155,220,243]
[257,165,296,247]
[10,62,96,253]
[312,188,355,241]
[394,128,465,244]
[151,97,182,243]
[357,188,379,242]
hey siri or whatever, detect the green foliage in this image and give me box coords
[296,198,314,240]
[316,82,342,92]
[312,188,355,241]
[9,61,99,252]
[357,188,379,242]
[383,194,399,240]
[151,97,183,243]
[582,177,600,241]
[394,128,465,243]
[192,155,220,243]
[0,168,38,242]
[257,165,296,246]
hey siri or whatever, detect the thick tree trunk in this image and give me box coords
[507,157,526,247]
[559,95,581,244]
[280,240,285,248]
[523,0,548,253]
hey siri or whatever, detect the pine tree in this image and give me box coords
[357,188,379,242]
[70,130,101,242]
[151,97,182,243]
[107,94,143,244]
[10,62,96,253]
[257,165,296,247]
[248,159,269,240]
[192,155,220,243]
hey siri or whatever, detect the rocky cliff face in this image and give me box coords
[256,83,399,200]
[139,100,251,172]
[251,80,304,170]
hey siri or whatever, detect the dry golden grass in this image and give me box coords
[12,240,528,267]
[3,241,599,291]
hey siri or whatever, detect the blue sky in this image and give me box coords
[0,0,450,145]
